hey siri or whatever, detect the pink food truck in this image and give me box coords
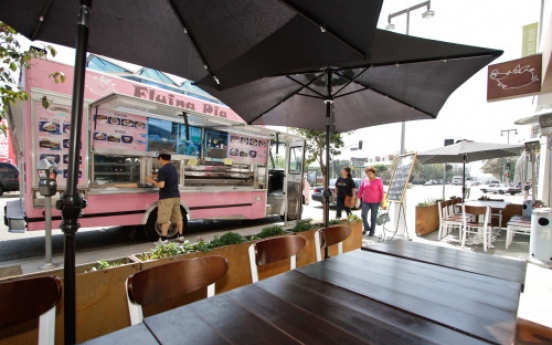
[4,57,306,239]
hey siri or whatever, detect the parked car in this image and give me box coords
[311,178,363,210]
[424,180,435,186]
[434,179,443,185]
[451,177,463,185]
[480,183,521,195]
[0,162,19,196]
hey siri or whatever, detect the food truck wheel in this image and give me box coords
[0,186,3,197]
[145,208,180,240]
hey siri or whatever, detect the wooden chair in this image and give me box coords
[438,200,463,240]
[248,235,306,283]
[515,318,552,344]
[0,276,62,345]
[506,216,532,249]
[126,255,228,325]
[462,205,492,252]
[314,225,352,261]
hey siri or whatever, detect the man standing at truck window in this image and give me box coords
[146,149,184,244]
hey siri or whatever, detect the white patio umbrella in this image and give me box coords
[416,140,523,200]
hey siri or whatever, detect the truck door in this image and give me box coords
[283,140,305,220]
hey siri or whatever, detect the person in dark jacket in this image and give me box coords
[333,167,356,219]
[146,149,184,244]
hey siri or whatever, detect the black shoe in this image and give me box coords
[362,231,367,235]
[368,232,374,237]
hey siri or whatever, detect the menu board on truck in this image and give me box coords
[227,134,268,164]
[35,102,84,186]
[93,110,147,152]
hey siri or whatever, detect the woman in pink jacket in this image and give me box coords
[357,167,384,236]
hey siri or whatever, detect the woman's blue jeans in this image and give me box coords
[362,202,380,234]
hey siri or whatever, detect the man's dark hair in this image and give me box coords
[158,154,171,161]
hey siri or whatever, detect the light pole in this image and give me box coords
[386,1,435,154]
[501,129,517,183]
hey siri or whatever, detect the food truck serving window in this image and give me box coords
[204,129,228,159]
[93,155,140,186]
[147,118,201,156]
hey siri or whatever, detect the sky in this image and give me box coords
[23,0,549,172]
[337,0,547,162]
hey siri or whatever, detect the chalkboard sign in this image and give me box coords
[386,153,416,203]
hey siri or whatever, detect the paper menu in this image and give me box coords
[93,110,147,151]
[34,102,84,186]
[227,134,267,164]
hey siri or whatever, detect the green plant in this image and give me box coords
[92,259,122,271]
[291,220,314,233]
[256,225,286,239]
[347,213,361,223]
[194,239,211,253]
[417,198,436,207]
[148,242,183,260]
[209,232,246,249]
[329,219,345,225]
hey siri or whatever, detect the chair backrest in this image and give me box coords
[463,205,490,225]
[0,276,62,345]
[437,201,446,221]
[127,255,228,325]
[502,203,523,226]
[314,225,352,261]
[248,235,306,283]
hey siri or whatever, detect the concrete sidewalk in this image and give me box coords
[1,216,551,330]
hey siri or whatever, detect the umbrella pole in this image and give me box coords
[324,99,331,229]
[324,70,333,230]
[462,154,466,201]
[57,1,91,343]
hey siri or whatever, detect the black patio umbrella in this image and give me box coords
[199,29,503,226]
[416,140,523,200]
[1,1,384,343]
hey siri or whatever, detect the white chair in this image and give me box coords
[506,217,531,249]
[439,200,463,240]
[248,235,306,283]
[314,225,351,262]
[461,205,492,252]
[126,256,228,325]
[0,276,62,345]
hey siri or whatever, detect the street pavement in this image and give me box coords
[0,185,551,329]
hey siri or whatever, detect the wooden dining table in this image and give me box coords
[82,250,522,345]
[362,240,527,291]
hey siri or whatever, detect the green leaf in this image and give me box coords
[41,96,50,109]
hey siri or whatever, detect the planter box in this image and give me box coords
[0,222,364,344]
[0,256,140,345]
[415,204,440,235]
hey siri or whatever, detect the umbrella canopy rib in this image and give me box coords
[30,0,52,40]
[332,66,371,98]
[334,82,436,119]
[278,0,366,59]
[165,0,219,88]
[297,93,325,100]
[287,74,327,98]
[247,73,326,124]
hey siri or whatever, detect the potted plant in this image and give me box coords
[415,198,439,235]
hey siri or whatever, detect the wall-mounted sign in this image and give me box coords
[522,22,539,57]
[487,54,542,102]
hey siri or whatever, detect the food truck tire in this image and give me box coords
[145,208,179,240]
[0,186,4,197]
